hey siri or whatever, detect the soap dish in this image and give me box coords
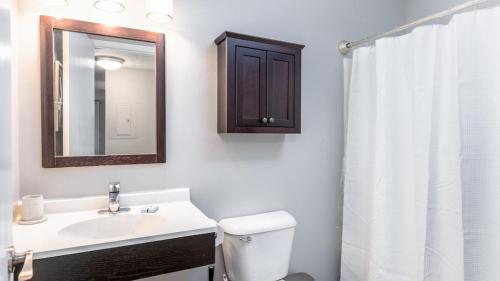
[18,216,48,225]
[141,205,159,213]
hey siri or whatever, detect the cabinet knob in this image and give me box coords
[269,117,275,123]
[261,117,268,124]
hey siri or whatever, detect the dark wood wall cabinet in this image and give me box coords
[215,32,304,134]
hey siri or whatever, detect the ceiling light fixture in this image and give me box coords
[93,0,125,13]
[95,55,125,71]
[146,0,174,22]
[146,12,173,22]
[37,0,68,6]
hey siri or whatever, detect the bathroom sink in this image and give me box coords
[58,213,168,240]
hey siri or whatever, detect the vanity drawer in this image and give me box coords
[28,233,215,281]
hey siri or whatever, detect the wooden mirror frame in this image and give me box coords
[40,16,166,168]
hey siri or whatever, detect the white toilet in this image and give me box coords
[219,211,313,281]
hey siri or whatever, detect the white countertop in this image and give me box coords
[13,189,217,259]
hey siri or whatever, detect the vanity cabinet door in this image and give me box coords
[29,233,216,281]
[235,46,268,127]
[267,51,295,128]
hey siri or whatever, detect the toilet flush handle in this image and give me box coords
[239,236,252,243]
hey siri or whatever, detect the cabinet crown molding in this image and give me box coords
[215,31,305,50]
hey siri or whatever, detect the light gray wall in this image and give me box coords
[404,0,468,21]
[15,0,405,280]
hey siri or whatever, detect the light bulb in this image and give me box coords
[95,56,125,71]
[146,0,174,22]
[37,0,68,6]
[93,0,125,13]
[146,12,173,22]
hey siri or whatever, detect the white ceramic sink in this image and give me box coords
[58,213,168,240]
[14,188,218,259]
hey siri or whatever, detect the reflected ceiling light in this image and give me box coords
[146,0,174,22]
[93,0,125,13]
[37,0,68,6]
[95,55,125,71]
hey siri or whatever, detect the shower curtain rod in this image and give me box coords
[338,0,491,55]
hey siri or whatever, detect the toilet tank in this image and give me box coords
[219,211,297,281]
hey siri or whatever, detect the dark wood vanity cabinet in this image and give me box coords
[215,32,304,134]
[24,233,215,281]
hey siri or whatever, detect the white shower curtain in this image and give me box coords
[342,6,500,281]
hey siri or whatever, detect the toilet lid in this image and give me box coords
[219,210,296,235]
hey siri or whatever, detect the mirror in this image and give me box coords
[41,16,165,167]
[53,32,156,156]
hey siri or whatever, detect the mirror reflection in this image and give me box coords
[53,30,156,157]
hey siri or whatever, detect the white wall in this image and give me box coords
[14,0,405,280]
[0,0,13,280]
[105,67,156,155]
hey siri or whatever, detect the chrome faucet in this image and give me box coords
[97,182,131,214]
[108,182,121,213]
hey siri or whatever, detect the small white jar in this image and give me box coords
[21,195,45,223]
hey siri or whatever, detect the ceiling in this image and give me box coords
[89,34,156,71]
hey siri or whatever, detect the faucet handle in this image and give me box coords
[109,182,120,193]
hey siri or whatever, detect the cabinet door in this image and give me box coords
[267,51,295,127]
[235,46,267,127]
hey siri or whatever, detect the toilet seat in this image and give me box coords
[223,273,314,281]
[283,273,315,281]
